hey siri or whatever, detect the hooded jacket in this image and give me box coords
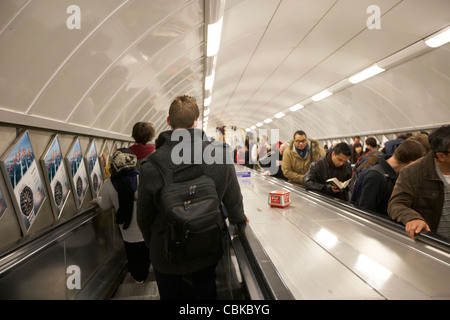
[281,138,325,184]
[137,129,247,274]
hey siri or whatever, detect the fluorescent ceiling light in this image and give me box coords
[203,116,208,122]
[204,72,215,90]
[425,27,450,48]
[204,96,211,107]
[274,112,285,118]
[250,125,256,130]
[264,118,272,123]
[312,90,333,102]
[204,108,210,116]
[245,128,250,132]
[349,64,385,84]
[289,103,304,111]
[256,122,263,127]
[207,17,223,57]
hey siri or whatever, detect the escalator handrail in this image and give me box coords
[0,206,99,277]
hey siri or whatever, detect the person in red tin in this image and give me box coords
[128,122,156,166]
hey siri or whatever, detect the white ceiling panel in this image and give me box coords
[0,0,449,142]
[0,0,124,113]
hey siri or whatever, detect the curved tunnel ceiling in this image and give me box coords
[0,0,449,143]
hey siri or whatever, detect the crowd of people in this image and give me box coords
[91,93,449,300]
[240,125,450,242]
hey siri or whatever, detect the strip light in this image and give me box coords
[312,90,333,102]
[425,27,450,48]
[289,103,304,111]
[274,112,285,118]
[349,64,385,84]
[204,96,211,107]
[204,72,215,90]
[207,17,223,57]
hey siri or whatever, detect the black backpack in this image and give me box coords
[351,163,393,204]
[148,157,224,264]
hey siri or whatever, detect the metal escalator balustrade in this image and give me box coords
[0,206,126,300]
[238,167,450,299]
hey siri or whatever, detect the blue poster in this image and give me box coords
[3,132,45,230]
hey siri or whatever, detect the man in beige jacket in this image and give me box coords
[282,130,325,184]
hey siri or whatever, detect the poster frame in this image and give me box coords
[85,139,103,199]
[0,130,47,233]
[65,137,89,210]
[40,134,71,220]
[0,173,10,223]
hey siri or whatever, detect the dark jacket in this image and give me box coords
[388,152,444,232]
[302,153,352,201]
[137,129,247,274]
[356,155,396,215]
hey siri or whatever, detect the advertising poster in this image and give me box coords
[86,140,103,198]
[0,187,6,219]
[66,138,88,209]
[41,135,71,218]
[99,141,110,179]
[1,131,46,230]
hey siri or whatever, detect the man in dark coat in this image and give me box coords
[355,140,426,216]
[137,95,247,300]
[302,142,352,201]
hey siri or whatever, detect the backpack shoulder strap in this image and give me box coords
[148,155,205,184]
[148,155,173,184]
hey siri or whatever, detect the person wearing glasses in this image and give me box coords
[388,125,450,240]
[282,130,325,185]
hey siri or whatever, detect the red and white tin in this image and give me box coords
[268,190,291,208]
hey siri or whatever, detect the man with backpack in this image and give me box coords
[137,95,247,300]
[352,140,426,215]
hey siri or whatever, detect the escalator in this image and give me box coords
[0,204,294,300]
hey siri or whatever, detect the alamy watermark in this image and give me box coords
[66,5,81,30]
[367,5,381,30]
[66,265,81,289]
[170,128,280,174]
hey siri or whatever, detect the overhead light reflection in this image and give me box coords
[355,254,392,289]
[315,228,338,249]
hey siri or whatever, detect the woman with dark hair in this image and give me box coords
[350,142,363,164]
[129,122,156,165]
